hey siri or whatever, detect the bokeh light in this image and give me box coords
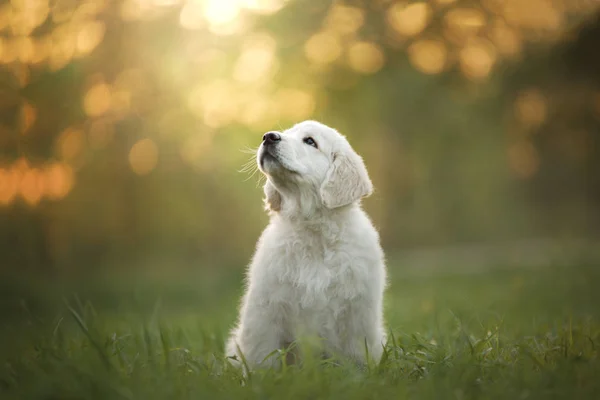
[129,138,159,175]
[325,4,364,35]
[459,38,497,80]
[387,2,431,37]
[304,31,342,65]
[408,39,447,75]
[233,33,278,84]
[0,167,19,205]
[347,41,385,75]
[84,82,112,117]
[57,128,85,161]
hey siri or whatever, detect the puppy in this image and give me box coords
[226,120,387,369]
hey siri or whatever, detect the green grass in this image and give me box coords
[1,263,599,399]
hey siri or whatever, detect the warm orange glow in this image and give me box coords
[17,36,35,63]
[304,32,342,65]
[508,140,540,179]
[44,162,75,200]
[76,20,106,56]
[347,41,385,75]
[20,102,37,134]
[408,39,447,75]
[434,0,457,5]
[514,89,547,128]
[275,88,316,121]
[89,119,115,149]
[9,0,49,36]
[19,168,44,206]
[0,4,11,32]
[444,8,486,44]
[502,0,562,32]
[49,24,75,71]
[0,167,19,205]
[129,138,159,175]
[387,2,431,37]
[31,36,51,64]
[179,1,204,30]
[84,82,112,117]
[57,128,84,161]
[459,39,497,80]
[233,34,278,84]
[0,38,18,64]
[489,19,522,57]
[325,4,364,35]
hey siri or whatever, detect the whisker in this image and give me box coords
[240,145,259,155]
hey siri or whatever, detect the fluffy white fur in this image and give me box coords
[226,120,387,369]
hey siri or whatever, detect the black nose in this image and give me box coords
[263,131,281,145]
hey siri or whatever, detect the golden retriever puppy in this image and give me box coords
[227,120,387,369]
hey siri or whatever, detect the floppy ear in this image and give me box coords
[263,179,282,213]
[320,148,373,209]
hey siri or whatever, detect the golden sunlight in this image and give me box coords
[44,162,75,200]
[203,0,240,26]
[387,2,431,37]
[188,80,238,128]
[502,0,562,32]
[408,39,447,75]
[129,138,159,175]
[84,82,112,117]
[275,88,316,121]
[444,8,486,44]
[324,4,364,36]
[347,41,385,75]
[489,19,522,58]
[76,20,106,56]
[179,0,204,29]
[19,168,44,206]
[304,31,342,65]
[0,167,19,205]
[233,33,277,84]
[57,128,85,161]
[459,39,497,80]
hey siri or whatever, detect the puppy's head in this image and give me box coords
[256,120,373,214]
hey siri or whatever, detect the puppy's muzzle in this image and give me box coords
[263,131,281,146]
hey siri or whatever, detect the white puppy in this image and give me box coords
[226,120,387,369]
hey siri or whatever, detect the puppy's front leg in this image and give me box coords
[332,300,386,366]
[226,293,288,369]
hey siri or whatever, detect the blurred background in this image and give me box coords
[1,0,600,279]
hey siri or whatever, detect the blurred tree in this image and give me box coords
[0,0,598,274]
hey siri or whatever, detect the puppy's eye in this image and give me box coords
[303,137,318,148]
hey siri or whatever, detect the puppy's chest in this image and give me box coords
[266,236,368,304]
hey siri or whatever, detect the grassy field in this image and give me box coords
[1,261,599,399]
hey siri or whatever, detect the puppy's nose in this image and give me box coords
[263,131,281,145]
